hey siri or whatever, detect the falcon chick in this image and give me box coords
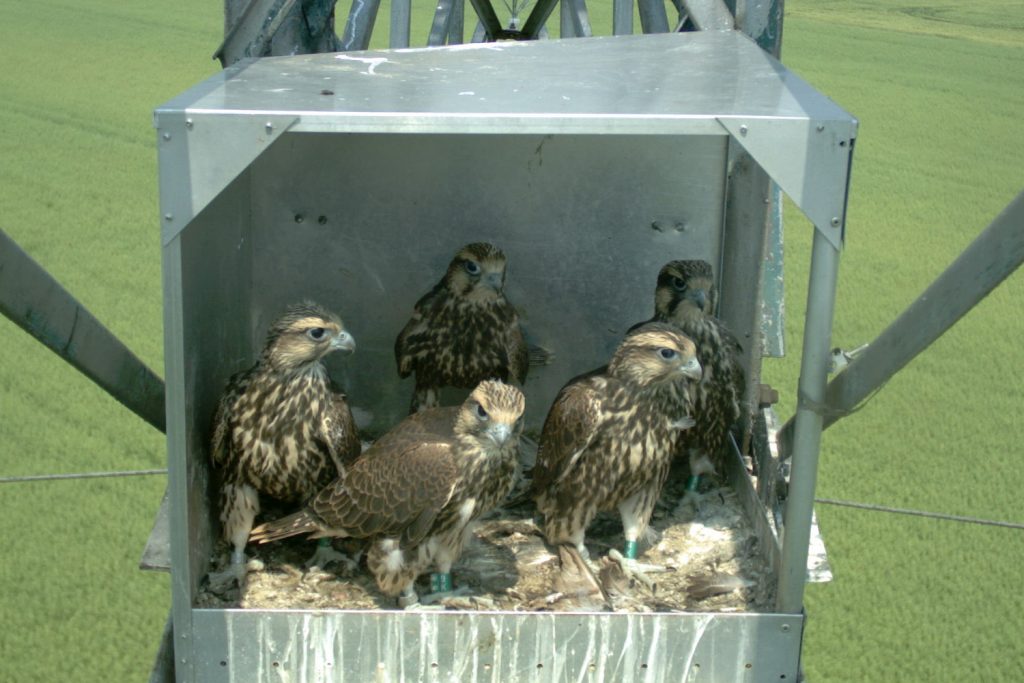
[632,260,745,490]
[208,301,360,589]
[395,243,530,412]
[532,323,702,569]
[250,380,525,607]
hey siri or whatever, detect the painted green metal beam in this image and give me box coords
[0,228,166,433]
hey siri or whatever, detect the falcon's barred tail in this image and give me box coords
[249,510,319,544]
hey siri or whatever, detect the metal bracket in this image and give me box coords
[156,111,299,245]
[719,117,856,250]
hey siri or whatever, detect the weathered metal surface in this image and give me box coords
[761,184,785,357]
[339,0,382,51]
[192,609,804,682]
[428,0,459,46]
[558,0,593,38]
[680,0,734,30]
[0,228,166,432]
[779,189,1024,451]
[637,0,671,33]
[389,0,412,47]
[155,32,856,241]
[776,229,840,614]
[218,0,339,65]
[612,0,633,35]
[148,613,176,683]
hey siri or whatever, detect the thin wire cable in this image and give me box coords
[815,497,1024,530]
[0,468,166,484]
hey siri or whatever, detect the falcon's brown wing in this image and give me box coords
[532,378,604,495]
[209,370,247,468]
[506,322,530,385]
[394,283,444,378]
[310,435,459,546]
[323,392,361,471]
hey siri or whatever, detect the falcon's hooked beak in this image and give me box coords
[678,356,702,381]
[486,422,513,446]
[331,330,356,353]
[484,272,504,292]
[685,288,709,312]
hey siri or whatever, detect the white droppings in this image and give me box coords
[334,54,389,75]
[458,91,475,96]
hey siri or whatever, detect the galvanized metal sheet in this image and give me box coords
[192,609,803,682]
[156,32,856,245]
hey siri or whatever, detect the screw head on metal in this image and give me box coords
[162,132,171,141]
[816,124,825,132]
[185,118,194,129]
[831,217,841,227]
[265,122,274,134]
[739,125,748,136]
[164,213,173,221]
[781,623,791,632]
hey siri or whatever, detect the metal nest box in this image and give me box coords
[155,31,856,682]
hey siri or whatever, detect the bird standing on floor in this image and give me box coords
[631,260,745,487]
[208,302,360,590]
[250,380,525,607]
[532,324,702,571]
[395,243,530,412]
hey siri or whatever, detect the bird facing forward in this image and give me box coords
[250,380,525,607]
[532,323,702,568]
[208,301,360,590]
[632,260,745,485]
[395,243,529,412]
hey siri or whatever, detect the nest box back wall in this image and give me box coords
[244,132,729,433]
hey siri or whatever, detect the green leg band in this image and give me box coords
[686,475,701,493]
[623,540,638,560]
[431,572,452,593]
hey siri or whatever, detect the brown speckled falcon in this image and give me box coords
[631,260,746,485]
[395,243,529,412]
[250,380,525,607]
[532,323,702,570]
[208,301,360,590]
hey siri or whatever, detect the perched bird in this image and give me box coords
[250,380,525,607]
[631,260,745,489]
[532,323,702,576]
[207,302,360,590]
[395,243,530,412]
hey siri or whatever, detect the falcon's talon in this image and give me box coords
[304,544,356,573]
[206,562,247,594]
[419,585,473,606]
[607,549,668,592]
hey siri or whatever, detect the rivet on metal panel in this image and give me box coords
[318,215,328,225]
[162,132,171,141]
[265,122,274,134]
[830,217,841,227]
[739,125,748,136]
[185,118,194,130]
[294,214,304,224]
[781,623,791,632]
[164,213,173,221]
[816,124,825,132]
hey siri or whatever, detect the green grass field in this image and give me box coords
[1,0,1021,680]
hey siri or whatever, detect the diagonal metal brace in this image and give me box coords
[0,228,166,433]
[778,189,1024,455]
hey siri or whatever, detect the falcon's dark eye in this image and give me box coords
[307,327,326,341]
[475,403,489,420]
[671,276,686,291]
[464,260,481,276]
[658,347,678,360]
